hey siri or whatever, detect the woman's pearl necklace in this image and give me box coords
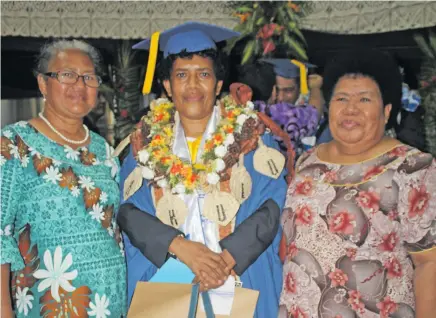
[39,112,89,145]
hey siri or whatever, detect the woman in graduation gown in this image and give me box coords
[117,22,291,317]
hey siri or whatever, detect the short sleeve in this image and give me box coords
[0,131,25,271]
[395,152,436,253]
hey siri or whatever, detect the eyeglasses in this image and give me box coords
[44,71,102,88]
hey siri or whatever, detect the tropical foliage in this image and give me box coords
[226,1,310,64]
[100,41,144,146]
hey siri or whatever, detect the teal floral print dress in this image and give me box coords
[0,121,127,317]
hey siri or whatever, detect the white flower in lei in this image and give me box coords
[78,176,95,192]
[33,246,78,302]
[141,166,155,180]
[224,133,235,147]
[236,114,248,126]
[173,183,186,194]
[88,293,111,318]
[15,287,34,316]
[157,178,168,189]
[43,166,62,184]
[214,145,227,158]
[246,101,255,110]
[64,145,80,161]
[138,149,150,164]
[213,158,226,172]
[89,203,105,222]
[150,98,169,110]
[207,172,220,185]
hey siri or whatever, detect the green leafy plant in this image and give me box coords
[100,40,144,146]
[226,1,310,64]
[414,30,436,156]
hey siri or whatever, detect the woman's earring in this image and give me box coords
[43,95,46,102]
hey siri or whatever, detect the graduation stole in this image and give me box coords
[151,170,237,240]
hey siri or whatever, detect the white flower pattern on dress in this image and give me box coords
[21,154,30,167]
[0,224,13,236]
[138,149,150,164]
[100,192,108,204]
[28,147,40,158]
[0,124,124,315]
[33,246,78,302]
[90,203,104,222]
[78,176,95,191]
[3,130,13,138]
[88,293,111,318]
[119,240,125,256]
[9,144,20,159]
[64,145,80,161]
[71,186,81,197]
[16,121,28,127]
[15,287,34,316]
[104,143,118,177]
[43,166,62,184]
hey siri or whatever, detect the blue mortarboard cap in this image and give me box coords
[133,21,240,58]
[133,21,239,94]
[260,58,316,78]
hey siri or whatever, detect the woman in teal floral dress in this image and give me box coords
[0,40,126,317]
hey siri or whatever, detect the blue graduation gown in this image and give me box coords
[119,133,287,317]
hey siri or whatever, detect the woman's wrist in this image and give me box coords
[168,234,185,257]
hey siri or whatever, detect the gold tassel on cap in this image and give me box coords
[290,59,308,95]
[142,31,160,95]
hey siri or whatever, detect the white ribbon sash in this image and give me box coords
[171,106,222,253]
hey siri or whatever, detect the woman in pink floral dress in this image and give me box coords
[279,49,436,318]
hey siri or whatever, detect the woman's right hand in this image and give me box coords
[169,236,229,288]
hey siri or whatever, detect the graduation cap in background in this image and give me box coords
[133,21,240,95]
[260,58,316,95]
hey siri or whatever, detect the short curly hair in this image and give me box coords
[322,49,402,129]
[157,49,227,83]
[34,39,102,76]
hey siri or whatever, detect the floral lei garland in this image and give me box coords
[134,97,260,194]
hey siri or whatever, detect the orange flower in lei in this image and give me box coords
[135,98,258,194]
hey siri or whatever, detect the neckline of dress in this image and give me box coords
[313,143,407,167]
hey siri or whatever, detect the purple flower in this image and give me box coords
[255,101,320,156]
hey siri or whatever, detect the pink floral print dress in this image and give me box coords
[279,145,436,318]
